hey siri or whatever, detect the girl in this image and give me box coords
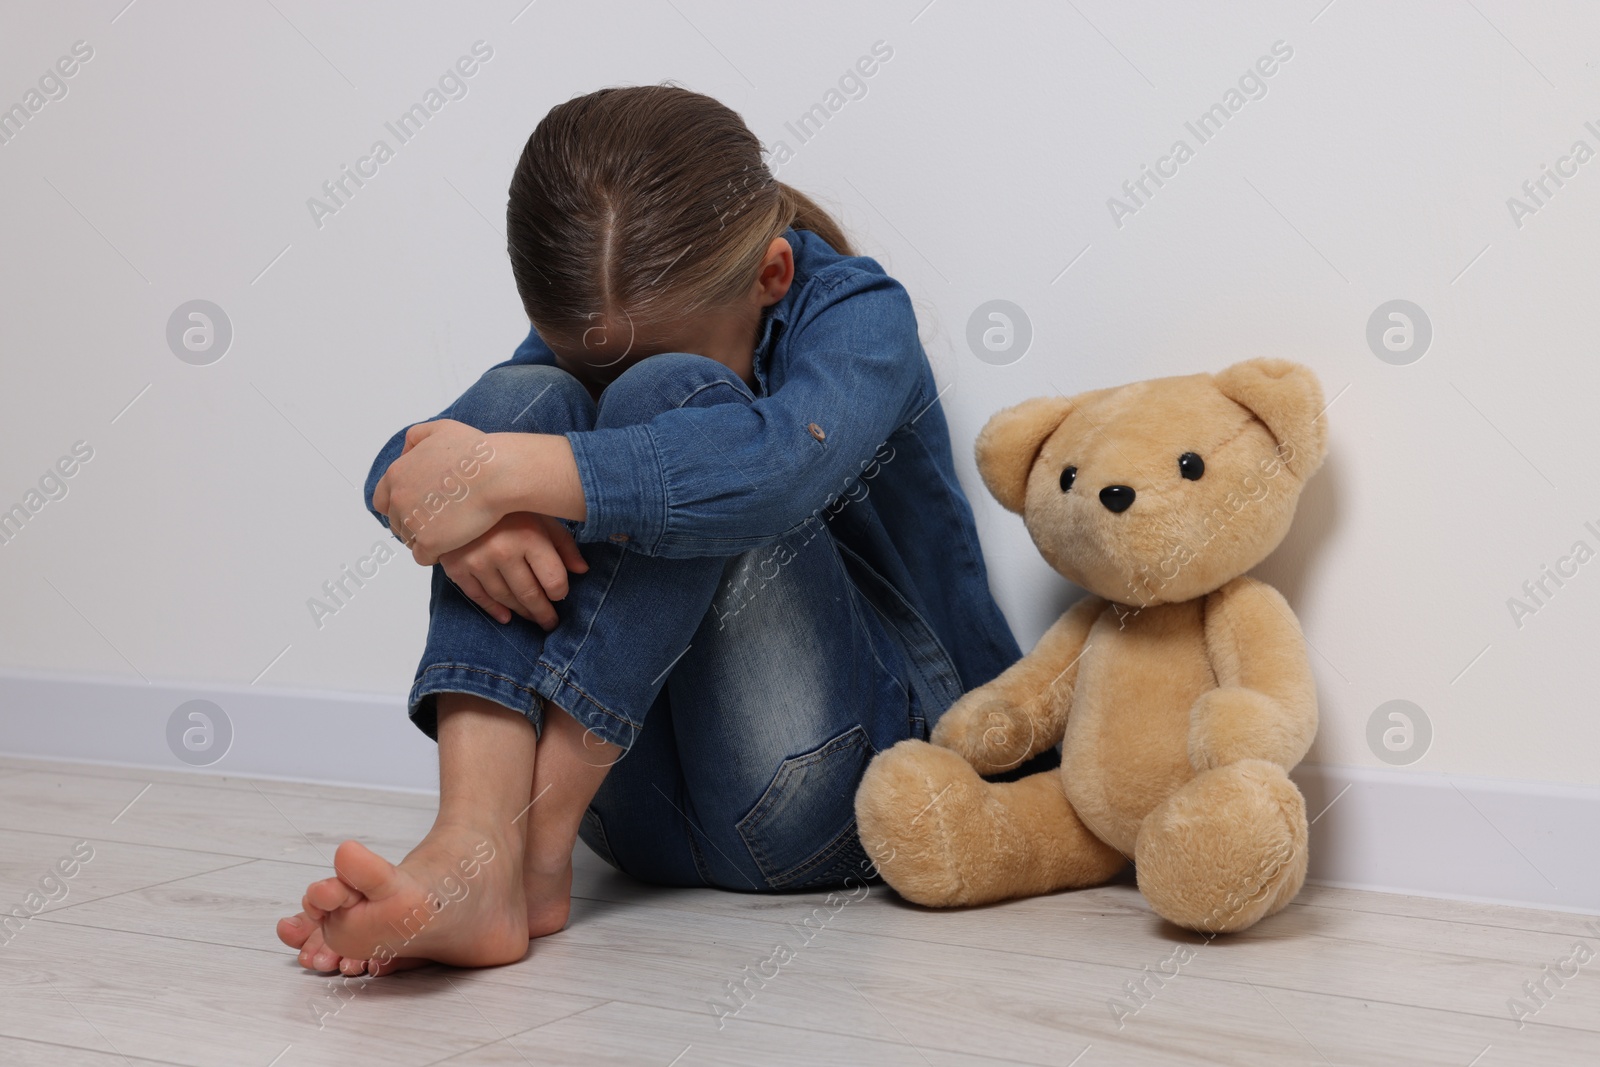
[276,84,1020,976]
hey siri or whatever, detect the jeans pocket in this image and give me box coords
[578,805,620,871]
[735,724,877,890]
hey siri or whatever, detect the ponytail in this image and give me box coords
[776,182,856,258]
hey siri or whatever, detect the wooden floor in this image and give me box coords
[0,757,1593,1066]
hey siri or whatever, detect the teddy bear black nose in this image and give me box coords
[1099,485,1136,513]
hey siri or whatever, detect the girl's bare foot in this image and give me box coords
[274,694,546,975]
[514,698,615,940]
[280,852,571,978]
[307,819,529,970]
[523,858,573,938]
[274,694,604,975]
[276,910,427,976]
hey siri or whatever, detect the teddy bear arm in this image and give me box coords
[1189,578,1318,771]
[930,595,1104,774]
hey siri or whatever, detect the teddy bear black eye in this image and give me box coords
[1059,466,1077,492]
[1178,452,1205,481]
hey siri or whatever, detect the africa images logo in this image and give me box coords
[1105,40,1294,229]
[306,41,494,229]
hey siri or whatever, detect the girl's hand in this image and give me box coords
[372,420,502,564]
[439,512,589,628]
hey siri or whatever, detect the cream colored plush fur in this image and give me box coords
[855,359,1328,932]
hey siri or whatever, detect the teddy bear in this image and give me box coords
[855,358,1327,932]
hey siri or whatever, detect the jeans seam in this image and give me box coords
[581,807,617,868]
[858,593,926,735]
[771,819,867,889]
[679,377,755,405]
[531,658,644,740]
[832,540,964,711]
[685,819,715,886]
[827,535,911,708]
[538,539,631,723]
[413,664,544,705]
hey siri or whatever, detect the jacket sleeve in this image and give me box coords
[361,328,558,531]
[564,270,927,558]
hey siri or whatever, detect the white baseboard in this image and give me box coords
[1292,763,1599,915]
[0,667,438,794]
[0,669,1594,914]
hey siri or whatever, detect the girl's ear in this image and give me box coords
[1212,359,1328,481]
[757,236,795,304]
[975,396,1076,513]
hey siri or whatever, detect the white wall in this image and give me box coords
[2,2,1598,842]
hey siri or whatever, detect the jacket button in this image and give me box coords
[609,533,630,542]
[807,422,826,441]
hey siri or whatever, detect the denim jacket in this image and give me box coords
[365,227,1021,704]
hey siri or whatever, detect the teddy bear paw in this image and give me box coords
[1133,759,1308,933]
[929,693,1041,775]
[854,739,991,907]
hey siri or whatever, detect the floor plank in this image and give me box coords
[0,828,249,920]
[0,1033,183,1066]
[0,754,439,810]
[0,920,603,1067]
[0,768,436,868]
[434,999,1084,1067]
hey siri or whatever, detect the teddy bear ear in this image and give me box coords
[1212,358,1329,480]
[974,396,1076,513]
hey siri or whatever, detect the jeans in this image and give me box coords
[407,353,936,890]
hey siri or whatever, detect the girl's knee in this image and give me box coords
[449,364,594,435]
[595,352,753,429]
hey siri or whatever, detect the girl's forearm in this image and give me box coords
[485,432,587,523]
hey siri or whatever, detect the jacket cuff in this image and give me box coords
[564,425,669,552]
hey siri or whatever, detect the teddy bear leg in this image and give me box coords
[1133,759,1308,933]
[855,739,1126,907]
